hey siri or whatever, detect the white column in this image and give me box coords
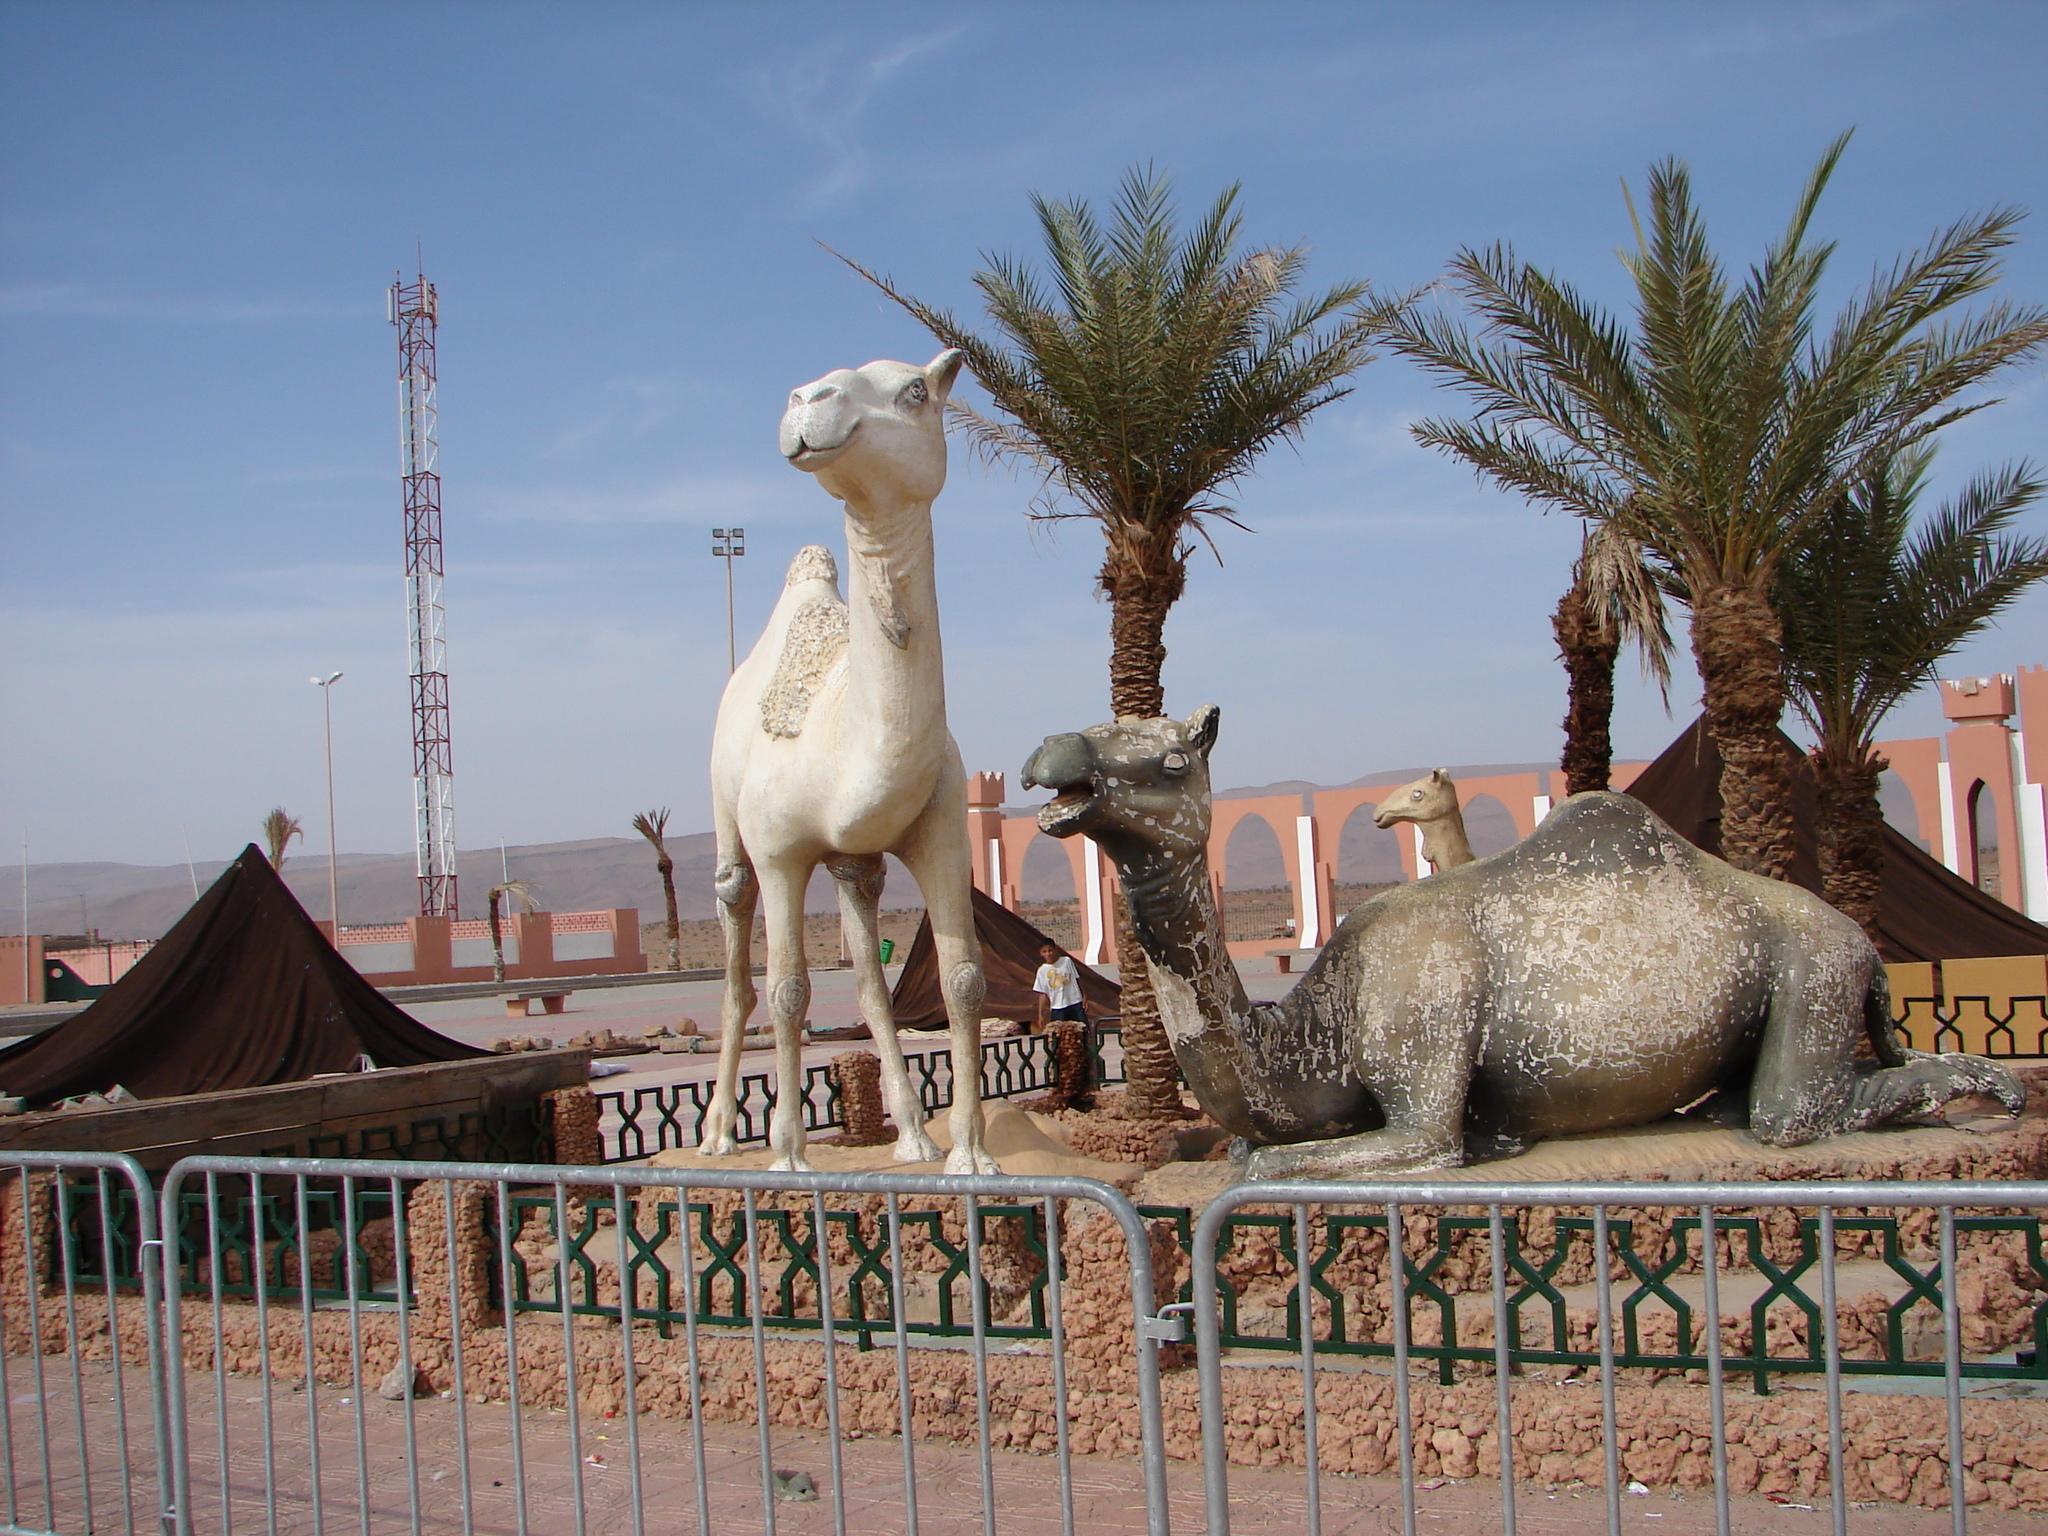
[1082,837,1106,965]
[1295,815,1320,949]
[1410,824,1430,879]
[1531,794,1553,827]
[2013,732,2047,920]
[987,837,1006,909]
[1937,761,1963,875]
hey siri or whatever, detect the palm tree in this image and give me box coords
[846,166,1377,1119]
[1380,134,2048,878]
[1779,449,2048,937]
[487,878,539,985]
[631,808,681,971]
[261,808,302,871]
[1553,520,1675,794]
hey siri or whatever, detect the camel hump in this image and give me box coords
[784,545,839,589]
[759,593,848,740]
[1510,791,1698,881]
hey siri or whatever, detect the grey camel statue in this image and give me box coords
[1021,707,2025,1181]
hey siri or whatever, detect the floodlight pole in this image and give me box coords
[312,671,344,940]
[712,526,746,673]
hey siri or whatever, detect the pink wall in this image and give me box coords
[345,909,646,988]
[968,660,2048,948]
[0,936,46,1006]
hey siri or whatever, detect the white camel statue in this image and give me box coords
[701,349,994,1175]
[1372,768,1475,874]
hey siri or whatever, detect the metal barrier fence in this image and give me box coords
[8,1154,2048,1533]
[0,1151,173,1536]
[1193,1177,2048,1536]
[140,1154,1173,1536]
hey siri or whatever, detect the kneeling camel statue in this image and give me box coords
[1022,707,2024,1180]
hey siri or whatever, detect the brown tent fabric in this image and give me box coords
[1624,717,2048,964]
[0,845,485,1106]
[886,886,1120,1029]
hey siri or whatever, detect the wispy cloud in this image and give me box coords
[474,472,818,528]
[746,22,968,215]
[550,372,713,455]
[0,284,366,323]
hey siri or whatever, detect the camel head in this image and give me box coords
[1373,768,1459,829]
[1021,706,1221,864]
[778,349,966,510]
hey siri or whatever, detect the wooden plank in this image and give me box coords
[0,1051,590,1156]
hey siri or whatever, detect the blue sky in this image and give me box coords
[3,2,2045,878]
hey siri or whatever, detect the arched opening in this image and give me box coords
[1878,769,1930,854]
[1460,793,1519,859]
[1221,814,1290,943]
[1968,781,2002,896]
[1336,803,1406,910]
[1018,835,1083,952]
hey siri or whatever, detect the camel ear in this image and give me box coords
[1431,768,1448,783]
[1185,704,1221,759]
[926,349,966,404]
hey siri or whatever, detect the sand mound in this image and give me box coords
[649,1101,1137,1186]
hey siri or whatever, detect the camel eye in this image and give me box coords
[1411,790,1423,801]
[1162,751,1189,775]
[904,379,928,405]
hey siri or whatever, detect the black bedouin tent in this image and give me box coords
[886,886,1120,1030]
[1624,717,2048,964]
[0,845,485,1106]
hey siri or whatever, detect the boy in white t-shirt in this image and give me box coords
[1032,941,1086,1032]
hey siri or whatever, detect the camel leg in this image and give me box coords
[749,858,816,1173]
[700,833,758,1157]
[1748,951,2025,1146]
[828,854,943,1163]
[897,773,996,1176]
[1245,1045,1470,1181]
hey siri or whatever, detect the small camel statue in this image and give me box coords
[703,350,993,1175]
[1022,707,2024,1181]
[1373,768,1474,873]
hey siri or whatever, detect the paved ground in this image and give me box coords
[5,1355,2008,1535]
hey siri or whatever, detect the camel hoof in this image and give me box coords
[699,1131,737,1157]
[945,1144,1000,1177]
[1244,1145,1294,1181]
[767,1152,813,1174]
[1944,1053,2028,1115]
[892,1129,942,1164]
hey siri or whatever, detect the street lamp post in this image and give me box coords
[712,527,746,673]
[310,672,344,941]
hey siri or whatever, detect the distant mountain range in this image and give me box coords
[11,760,1555,941]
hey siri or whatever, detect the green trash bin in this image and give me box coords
[878,938,895,964]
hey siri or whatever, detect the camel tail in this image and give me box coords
[1864,966,1909,1067]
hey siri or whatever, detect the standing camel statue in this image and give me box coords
[1373,768,1475,873]
[1022,707,2023,1181]
[702,349,994,1175]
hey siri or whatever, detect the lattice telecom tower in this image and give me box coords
[388,269,459,918]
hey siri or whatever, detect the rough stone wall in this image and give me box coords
[827,1051,891,1145]
[544,1087,602,1166]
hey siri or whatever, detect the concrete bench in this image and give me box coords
[1264,946,1320,975]
[504,990,570,1018]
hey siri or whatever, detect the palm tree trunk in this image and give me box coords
[657,851,680,971]
[1691,584,1797,880]
[1813,744,1886,942]
[1553,579,1620,795]
[1104,570,1186,1119]
[489,893,506,984]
